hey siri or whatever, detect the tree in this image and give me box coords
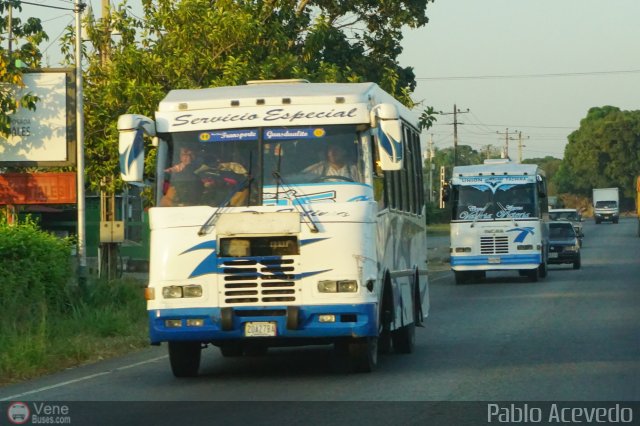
[419,106,438,131]
[61,0,435,193]
[522,156,562,195]
[556,106,640,198]
[0,0,48,137]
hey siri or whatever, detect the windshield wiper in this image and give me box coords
[271,171,319,233]
[198,176,254,236]
[470,202,491,228]
[496,201,519,227]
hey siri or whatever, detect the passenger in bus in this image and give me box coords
[160,146,203,207]
[302,142,361,182]
[195,157,249,206]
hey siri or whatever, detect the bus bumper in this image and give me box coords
[148,303,378,345]
[451,253,542,270]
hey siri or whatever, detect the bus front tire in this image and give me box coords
[392,323,415,354]
[168,341,201,377]
[538,259,548,278]
[526,267,539,282]
[348,337,378,373]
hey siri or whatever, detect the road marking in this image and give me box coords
[0,355,167,401]
[430,272,451,282]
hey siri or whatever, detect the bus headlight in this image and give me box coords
[162,286,183,299]
[162,285,203,299]
[318,280,358,293]
[454,247,471,253]
[183,285,203,298]
[338,280,358,292]
[318,280,337,292]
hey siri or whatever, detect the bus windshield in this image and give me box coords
[159,125,365,208]
[262,125,364,186]
[452,183,537,220]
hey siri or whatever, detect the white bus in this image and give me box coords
[118,80,429,375]
[448,160,549,284]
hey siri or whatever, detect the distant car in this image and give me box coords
[549,208,584,238]
[548,221,581,269]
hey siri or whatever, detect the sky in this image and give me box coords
[14,0,640,161]
[400,0,640,160]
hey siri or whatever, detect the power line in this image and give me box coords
[18,1,75,11]
[439,104,470,166]
[416,69,640,81]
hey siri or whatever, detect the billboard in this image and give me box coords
[0,69,76,166]
[0,172,76,205]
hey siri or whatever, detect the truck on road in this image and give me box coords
[592,187,619,224]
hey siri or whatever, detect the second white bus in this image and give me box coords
[448,160,549,284]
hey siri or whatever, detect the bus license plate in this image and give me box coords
[244,322,277,337]
[488,257,501,264]
[549,252,558,259]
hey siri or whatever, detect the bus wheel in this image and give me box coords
[168,341,201,377]
[526,267,539,282]
[378,284,393,354]
[349,337,378,373]
[392,323,415,354]
[378,313,392,355]
[538,259,548,278]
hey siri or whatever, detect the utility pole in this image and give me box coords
[101,0,110,63]
[517,131,530,163]
[7,4,12,54]
[440,104,470,166]
[428,134,434,203]
[496,128,518,160]
[75,0,87,287]
[97,0,122,280]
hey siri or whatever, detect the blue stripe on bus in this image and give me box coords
[450,253,542,266]
[148,304,377,344]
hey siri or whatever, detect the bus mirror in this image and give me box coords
[372,104,403,171]
[118,114,156,183]
[536,175,547,198]
[442,182,450,202]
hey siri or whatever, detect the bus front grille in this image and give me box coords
[480,236,510,254]
[221,258,297,305]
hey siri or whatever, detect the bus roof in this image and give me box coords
[154,80,419,133]
[159,81,411,115]
[452,162,543,177]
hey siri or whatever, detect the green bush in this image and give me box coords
[0,219,148,384]
[425,202,451,224]
[0,220,73,322]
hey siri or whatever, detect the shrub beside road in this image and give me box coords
[0,220,147,385]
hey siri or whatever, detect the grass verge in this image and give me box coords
[0,278,148,386]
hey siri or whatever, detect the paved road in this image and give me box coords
[1,218,639,424]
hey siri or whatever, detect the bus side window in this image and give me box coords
[371,135,387,210]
